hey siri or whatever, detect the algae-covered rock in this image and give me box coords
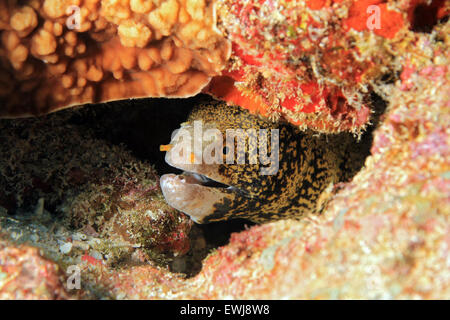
[0,104,192,273]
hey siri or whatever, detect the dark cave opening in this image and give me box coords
[410,0,447,33]
[79,92,386,276]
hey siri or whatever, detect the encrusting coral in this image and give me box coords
[208,0,449,133]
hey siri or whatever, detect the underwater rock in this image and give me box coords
[0,240,75,299]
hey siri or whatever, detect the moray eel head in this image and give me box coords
[160,102,367,224]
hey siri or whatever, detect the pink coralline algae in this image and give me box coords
[0,240,74,299]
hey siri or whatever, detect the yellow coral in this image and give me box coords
[0,0,230,118]
[10,6,38,37]
[118,20,152,47]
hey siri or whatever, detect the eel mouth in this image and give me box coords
[179,171,231,189]
[159,124,242,223]
[160,171,237,223]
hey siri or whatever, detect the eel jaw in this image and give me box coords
[160,172,236,223]
[160,124,241,223]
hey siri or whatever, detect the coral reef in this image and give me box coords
[207,0,448,133]
[0,0,448,300]
[0,0,448,133]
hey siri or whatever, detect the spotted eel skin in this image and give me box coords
[160,102,370,223]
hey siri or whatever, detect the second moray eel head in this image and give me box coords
[160,102,366,223]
